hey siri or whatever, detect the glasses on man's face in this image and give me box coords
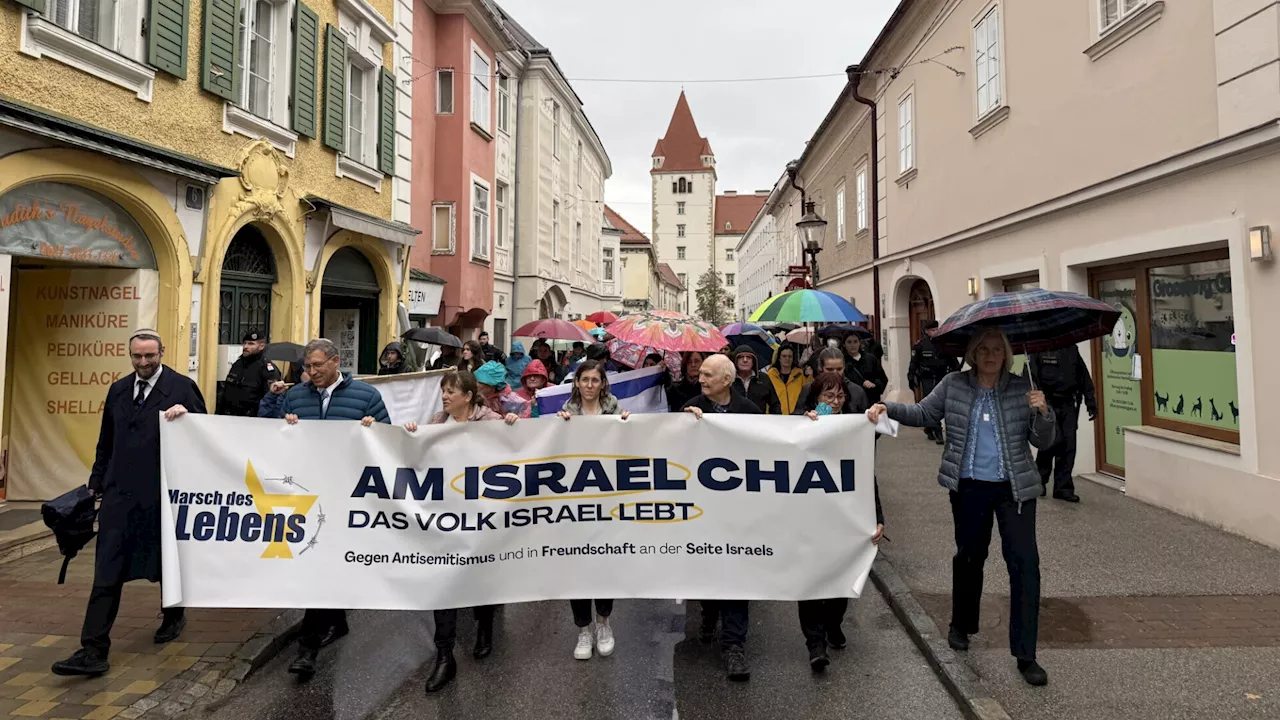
[131,353,160,362]
[304,359,335,371]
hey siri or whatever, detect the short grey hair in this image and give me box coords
[702,353,735,384]
[816,347,844,366]
[304,338,339,359]
[963,326,1014,371]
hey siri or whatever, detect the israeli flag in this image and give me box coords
[536,365,669,416]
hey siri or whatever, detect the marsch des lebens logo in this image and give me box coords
[171,460,325,559]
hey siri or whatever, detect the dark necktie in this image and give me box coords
[134,380,148,408]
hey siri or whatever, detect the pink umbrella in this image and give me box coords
[512,319,594,342]
[604,310,727,352]
[606,339,682,375]
[586,311,619,325]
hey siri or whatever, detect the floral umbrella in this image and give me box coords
[604,310,727,352]
[606,339,681,375]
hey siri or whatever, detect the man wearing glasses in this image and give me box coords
[53,329,206,678]
[280,338,391,679]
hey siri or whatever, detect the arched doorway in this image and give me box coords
[320,247,380,375]
[538,286,567,320]
[218,225,277,344]
[908,280,936,401]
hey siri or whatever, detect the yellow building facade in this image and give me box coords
[0,0,416,500]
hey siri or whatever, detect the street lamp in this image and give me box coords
[796,199,828,284]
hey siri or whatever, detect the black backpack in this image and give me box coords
[41,486,98,584]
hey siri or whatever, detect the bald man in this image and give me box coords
[681,352,760,681]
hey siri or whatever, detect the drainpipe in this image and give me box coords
[509,62,527,333]
[848,65,881,339]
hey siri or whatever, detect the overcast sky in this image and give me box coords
[496,0,900,235]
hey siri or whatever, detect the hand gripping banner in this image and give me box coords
[160,414,878,610]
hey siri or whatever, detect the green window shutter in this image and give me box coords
[378,68,395,176]
[200,0,240,100]
[291,2,319,138]
[147,0,190,78]
[11,0,47,15]
[322,24,347,152]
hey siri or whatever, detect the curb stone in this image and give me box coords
[870,556,1013,720]
[126,609,304,719]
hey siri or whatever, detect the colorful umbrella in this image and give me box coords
[586,311,619,324]
[589,328,606,339]
[930,289,1121,356]
[749,290,868,323]
[512,319,594,342]
[572,319,597,334]
[604,310,727,352]
[606,339,681,375]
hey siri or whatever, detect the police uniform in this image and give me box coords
[908,335,958,442]
[1029,346,1097,501]
[217,332,280,417]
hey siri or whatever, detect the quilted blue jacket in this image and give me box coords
[281,374,390,423]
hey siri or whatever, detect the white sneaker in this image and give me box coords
[595,619,615,657]
[574,627,594,660]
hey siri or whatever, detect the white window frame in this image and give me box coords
[855,163,868,232]
[677,246,686,260]
[470,43,491,134]
[726,249,733,261]
[677,201,686,215]
[725,273,735,287]
[497,73,510,134]
[346,63,367,160]
[552,102,561,158]
[835,181,847,244]
[471,175,491,260]
[335,50,381,189]
[495,182,507,249]
[236,0,281,122]
[222,0,296,156]
[552,200,560,260]
[973,3,1003,120]
[897,88,916,178]
[603,248,614,281]
[45,0,118,52]
[1100,0,1147,34]
[678,272,687,286]
[437,69,454,114]
[677,224,686,238]
[432,202,456,255]
[21,0,154,101]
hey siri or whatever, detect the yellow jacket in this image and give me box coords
[767,367,808,416]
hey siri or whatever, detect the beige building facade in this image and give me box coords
[802,0,1280,548]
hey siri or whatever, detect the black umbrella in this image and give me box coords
[402,326,463,348]
[41,486,98,585]
[263,342,305,364]
[817,323,872,340]
[758,322,799,332]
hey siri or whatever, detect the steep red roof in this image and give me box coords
[603,205,651,246]
[714,192,768,235]
[657,262,684,291]
[651,92,714,174]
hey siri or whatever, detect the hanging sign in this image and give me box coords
[0,182,157,269]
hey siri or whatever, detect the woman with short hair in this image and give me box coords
[868,326,1055,686]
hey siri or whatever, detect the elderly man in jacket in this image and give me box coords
[281,338,391,679]
[53,330,205,677]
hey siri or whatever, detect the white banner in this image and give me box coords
[160,414,878,610]
[360,370,445,425]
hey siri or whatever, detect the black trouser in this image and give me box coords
[949,479,1040,662]
[700,600,749,650]
[797,598,848,649]
[298,609,348,650]
[433,606,497,652]
[1035,402,1078,494]
[81,583,183,655]
[919,378,942,439]
[570,599,614,628]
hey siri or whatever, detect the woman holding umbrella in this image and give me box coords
[867,326,1055,687]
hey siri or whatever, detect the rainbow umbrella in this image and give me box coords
[604,310,726,352]
[749,290,867,323]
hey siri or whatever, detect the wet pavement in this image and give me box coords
[194,592,964,720]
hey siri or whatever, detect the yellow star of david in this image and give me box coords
[243,461,318,559]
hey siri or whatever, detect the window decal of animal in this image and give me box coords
[1229,401,1239,424]
[1191,397,1203,418]
[1173,395,1185,415]
[1155,391,1169,412]
[1209,399,1223,422]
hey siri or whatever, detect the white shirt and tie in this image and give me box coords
[317,375,344,418]
[133,365,163,407]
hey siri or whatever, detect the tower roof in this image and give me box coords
[651,91,714,173]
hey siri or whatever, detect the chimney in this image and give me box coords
[755,190,770,196]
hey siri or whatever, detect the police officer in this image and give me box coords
[907,320,958,444]
[1028,345,1097,503]
[216,330,280,417]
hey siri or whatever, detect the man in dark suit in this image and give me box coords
[52,329,206,677]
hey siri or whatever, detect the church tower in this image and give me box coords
[651,92,717,315]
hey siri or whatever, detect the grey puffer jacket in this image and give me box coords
[885,369,1055,503]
